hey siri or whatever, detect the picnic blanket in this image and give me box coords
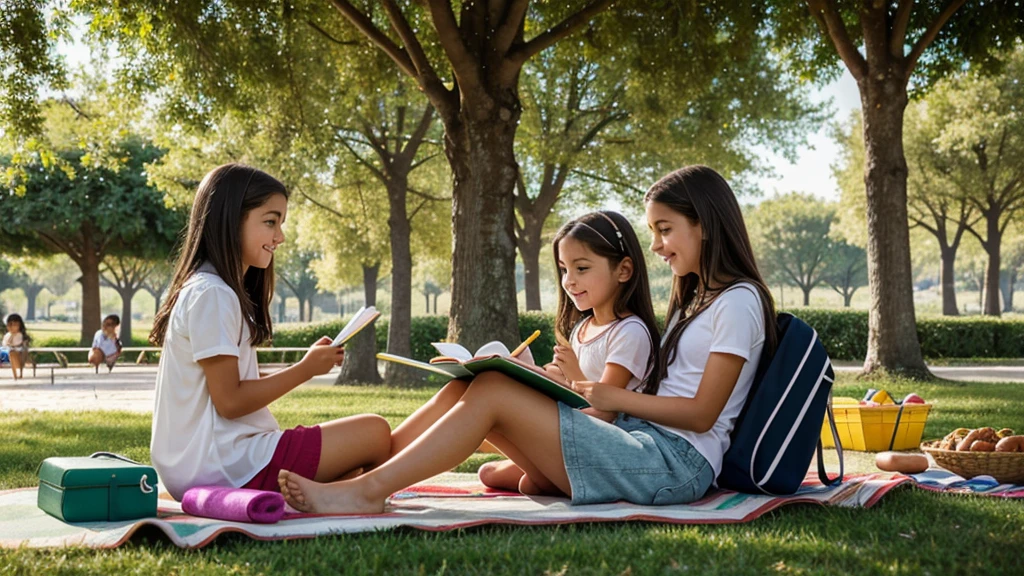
[0,472,907,549]
[909,469,1024,498]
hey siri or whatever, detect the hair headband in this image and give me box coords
[576,212,625,253]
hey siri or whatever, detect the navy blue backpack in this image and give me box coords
[717,313,844,495]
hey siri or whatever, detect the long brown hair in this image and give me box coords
[149,163,288,346]
[643,165,778,393]
[552,210,661,394]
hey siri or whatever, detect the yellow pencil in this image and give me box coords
[510,330,541,358]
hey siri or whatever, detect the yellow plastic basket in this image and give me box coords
[820,399,932,452]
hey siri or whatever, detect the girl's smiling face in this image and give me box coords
[240,193,287,272]
[557,236,625,320]
[6,320,18,333]
[646,200,703,278]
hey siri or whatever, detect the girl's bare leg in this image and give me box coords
[88,348,104,370]
[390,379,558,494]
[279,373,571,514]
[478,459,524,491]
[313,414,392,482]
[11,351,24,379]
[389,379,469,455]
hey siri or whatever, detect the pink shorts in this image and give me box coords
[243,425,322,491]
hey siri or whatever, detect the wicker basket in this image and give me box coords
[921,441,1024,483]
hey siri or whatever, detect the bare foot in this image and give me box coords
[478,459,525,491]
[277,469,386,515]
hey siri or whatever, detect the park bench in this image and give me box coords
[25,346,313,384]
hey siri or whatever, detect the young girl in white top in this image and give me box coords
[149,163,391,501]
[2,313,31,380]
[478,211,660,494]
[278,166,776,513]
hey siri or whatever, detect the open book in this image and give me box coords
[377,340,589,409]
[331,306,381,347]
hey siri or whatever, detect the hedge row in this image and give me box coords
[269,309,1024,362]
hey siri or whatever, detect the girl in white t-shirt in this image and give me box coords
[149,163,391,501]
[477,211,661,494]
[2,313,31,380]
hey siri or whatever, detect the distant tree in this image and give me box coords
[751,193,836,306]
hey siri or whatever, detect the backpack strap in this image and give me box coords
[816,394,844,486]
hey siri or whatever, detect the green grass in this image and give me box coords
[2,375,1023,574]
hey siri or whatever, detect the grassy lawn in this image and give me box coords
[1,375,1022,574]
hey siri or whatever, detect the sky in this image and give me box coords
[751,69,862,203]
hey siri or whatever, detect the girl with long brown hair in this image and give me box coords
[150,163,391,501]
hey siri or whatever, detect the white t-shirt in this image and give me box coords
[91,330,120,357]
[150,263,283,500]
[570,315,652,391]
[650,283,765,478]
[2,332,25,350]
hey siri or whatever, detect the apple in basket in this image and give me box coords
[902,393,925,405]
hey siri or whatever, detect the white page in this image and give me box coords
[332,306,380,346]
[474,341,511,358]
[430,342,474,362]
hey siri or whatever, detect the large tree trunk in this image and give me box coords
[859,78,928,377]
[802,286,811,307]
[940,246,959,316]
[337,263,382,384]
[115,287,137,346]
[982,216,1002,316]
[23,285,43,321]
[1002,269,1017,312]
[384,178,416,383]
[444,110,521,351]
[77,253,102,346]
[519,220,544,311]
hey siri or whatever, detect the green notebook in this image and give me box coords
[376,353,590,409]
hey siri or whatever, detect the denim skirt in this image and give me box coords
[557,402,714,505]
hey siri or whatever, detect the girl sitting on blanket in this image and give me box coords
[279,166,777,512]
[149,163,392,501]
[477,211,661,494]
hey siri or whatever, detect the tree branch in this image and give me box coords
[493,0,529,57]
[61,95,92,120]
[401,105,436,160]
[907,0,967,75]
[427,0,483,94]
[306,19,359,46]
[328,0,418,78]
[407,186,448,202]
[380,0,437,80]
[300,190,353,221]
[509,0,614,66]
[338,135,389,185]
[890,0,914,57]
[806,0,868,81]
[570,169,646,193]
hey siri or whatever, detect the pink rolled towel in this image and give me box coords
[181,486,286,524]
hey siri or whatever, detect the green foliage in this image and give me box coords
[270,309,1024,363]
[749,193,836,299]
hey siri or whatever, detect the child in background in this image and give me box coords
[2,313,31,379]
[89,314,123,372]
[149,163,391,501]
